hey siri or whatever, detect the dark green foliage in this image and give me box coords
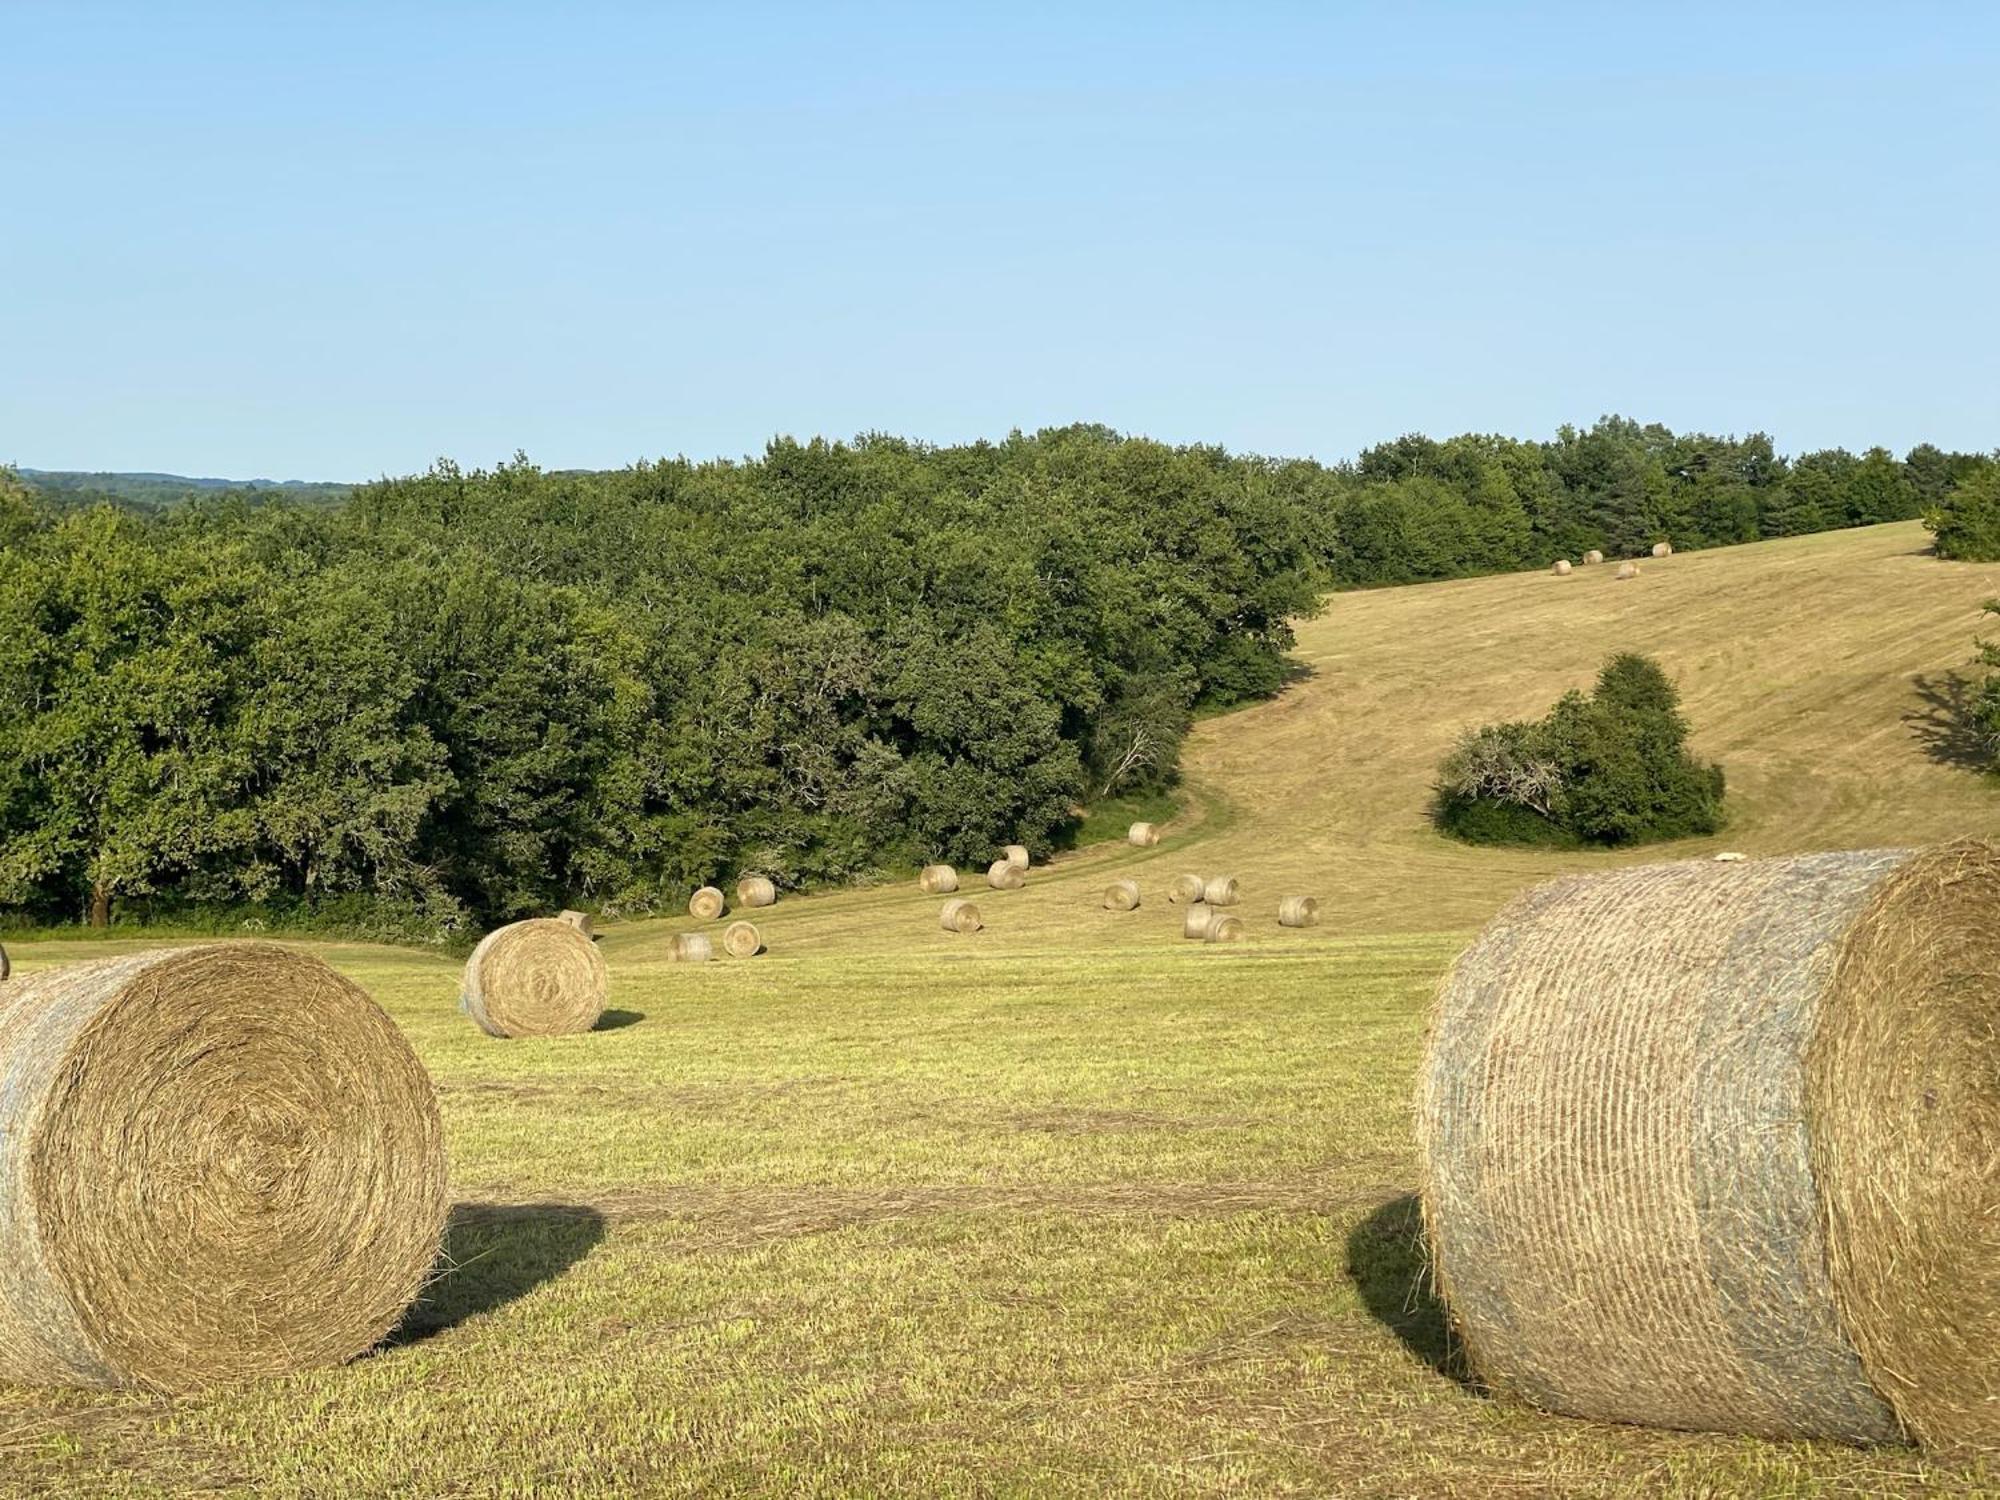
[1435,653,1726,848]
[1927,466,2000,562]
[1978,601,2000,774]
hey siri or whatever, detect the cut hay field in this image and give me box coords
[5,521,1998,1497]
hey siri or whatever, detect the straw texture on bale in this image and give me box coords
[1167,874,1206,905]
[688,886,725,921]
[1103,879,1141,912]
[1003,844,1030,871]
[919,864,959,895]
[1419,842,2000,1453]
[1653,540,1674,557]
[1583,549,1605,565]
[462,918,608,1038]
[669,933,714,963]
[1182,902,1215,940]
[1127,821,1161,847]
[1551,560,1572,576]
[735,876,776,909]
[0,943,447,1392]
[1615,561,1640,580]
[1205,915,1247,944]
[987,860,1026,891]
[721,920,762,959]
[1204,875,1241,907]
[556,909,592,938]
[939,898,983,934]
[1277,895,1320,928]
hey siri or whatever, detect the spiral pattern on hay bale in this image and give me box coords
[1205,915,1247,944]
[1551,560,1572,576]
[0,943,447,1392]
[556,909,592,939]
[1003,844,1030,871]
[1615,561,1641,581]
[1653,540,1674,557]
[1277,896,1319,928]
[1583,549,1605,565]
[1182,902,1215,940]
[1127,822,1160,847]
[735,876,776,909]
[939,898,983,934]
[669,932,714,963]
[1204,875,1241,907]
[919,864,959,895]
[1103,879,1141,911]
[688,886,725,921]
[1419,842,2000,1452]
[462,918,608,1038]
[721,920,762,959]
[987,861,1026,891]
[1166,874,1206,905]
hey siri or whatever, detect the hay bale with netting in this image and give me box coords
[1277,896,1319,928]
[940,898,983,934]
[1205,915,1247,943]
[1182,902,1215,940]
[919,864,959,895]
[1167,874,1206,905]
[722,920,762,959]
[1419,841,2000,1452]
[688,886,725,920]
[1551,559,1572,576]
[462,918,609,1038]
[0,943,447,1392]
[1003,844,1030,871]
[1653,540,1674,557]
[987,860,1026,891]
[735,876,776,909]
[669,932,714,963]
[556,909,592,939]
[1583,549,1605,565]
[1104,879,1141,912]
[1128,822,1161,847]
[1615,561,1640,581]
[1204,875,1241,907]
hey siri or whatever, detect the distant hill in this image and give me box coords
[14,468,353,509]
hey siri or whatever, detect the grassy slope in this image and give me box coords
[3,522,1997,1498]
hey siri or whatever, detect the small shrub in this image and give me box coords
[1927,468,2000,562]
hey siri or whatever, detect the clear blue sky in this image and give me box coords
[4,2,1996,480]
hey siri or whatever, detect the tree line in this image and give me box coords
[1,418,1991,936]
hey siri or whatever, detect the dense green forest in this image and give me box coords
[1,419,1992,936]
[17,468,354,512]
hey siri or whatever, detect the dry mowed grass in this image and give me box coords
[4,523,1997,1497]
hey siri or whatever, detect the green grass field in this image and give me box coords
[4,522,1999,1497]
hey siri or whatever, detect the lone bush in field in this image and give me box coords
[1435,653,1725,847]
[1927,468,2000,562]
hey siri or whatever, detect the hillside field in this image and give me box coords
[4,521,1998,1497]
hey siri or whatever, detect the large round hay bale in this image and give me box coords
[987,860,1026,891]
[1003,844,1030,871]
[1182,902,1215,940]
[0,943,447,1392]
[1204,875,1241,907]
[688,886,725,921]
[1205,915,1247,944]
[1583,549,1605,565]
[669,932,714,963]
[1103,878,1141,912]
[919,864,959,895]
[735,876,776,909]
[721,920,762,959]
[1615,561,1641,581]
[1128,821,1160,847]
[1277,895,1319,928]
[462,918,608,1038]
[1652,540,1674,558]
[939,897,983,934]
[556,909,592,939]
[1166,874,1206,905]
[1551,559,1572,576]
[1419,842,2000,1451]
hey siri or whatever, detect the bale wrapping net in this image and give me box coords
[669,933,714,963]
[940,898,983,934]
[1182,902,1215,940]
[0,943,447,1392]
[919,864,960,895]
[688,886,726,921]
[1104,879,1141,912]
[735,876,776,909]
[987,861,1026,891]
[1128,822,1161,847]
[1204,876,1241,907]
[722,921,762,959]
[1167,874,1206,905]
[1003,844,1030,871]
[1419,842,2000,1453]
[462,918,608,1038]
[1278,896,1319,928]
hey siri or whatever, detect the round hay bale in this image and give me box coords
[721,920,762,959]
[1166,874,1206,905]
[1103,879,1141,912]
[1003,844,1030,871]
[556,909,592,939]
[462,918,608,1038]
[1551,559,1572,576]
[1714,851,1749,862]
[1583,549,1605,565]
[0,943,447,1392]
[1652,540,1674,558]
[1418,842,2000,1451]
[919,864,959,895]
[1277,895,1319,928]
[735,876,776,909]
[1615,561,1641,581]
[669,932,714,963]
[1204,875,1241,907]
[939,897,983,934]
[987,860,1025,891]
[1128,821,1161,847]
[688,886,725,921]
[1182,902,1215,940]
[1205,915,1247,944]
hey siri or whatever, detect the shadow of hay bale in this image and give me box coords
[594,1009,645,1031]
[390,1204,607,1345]
[1344,1194,1475,1389]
